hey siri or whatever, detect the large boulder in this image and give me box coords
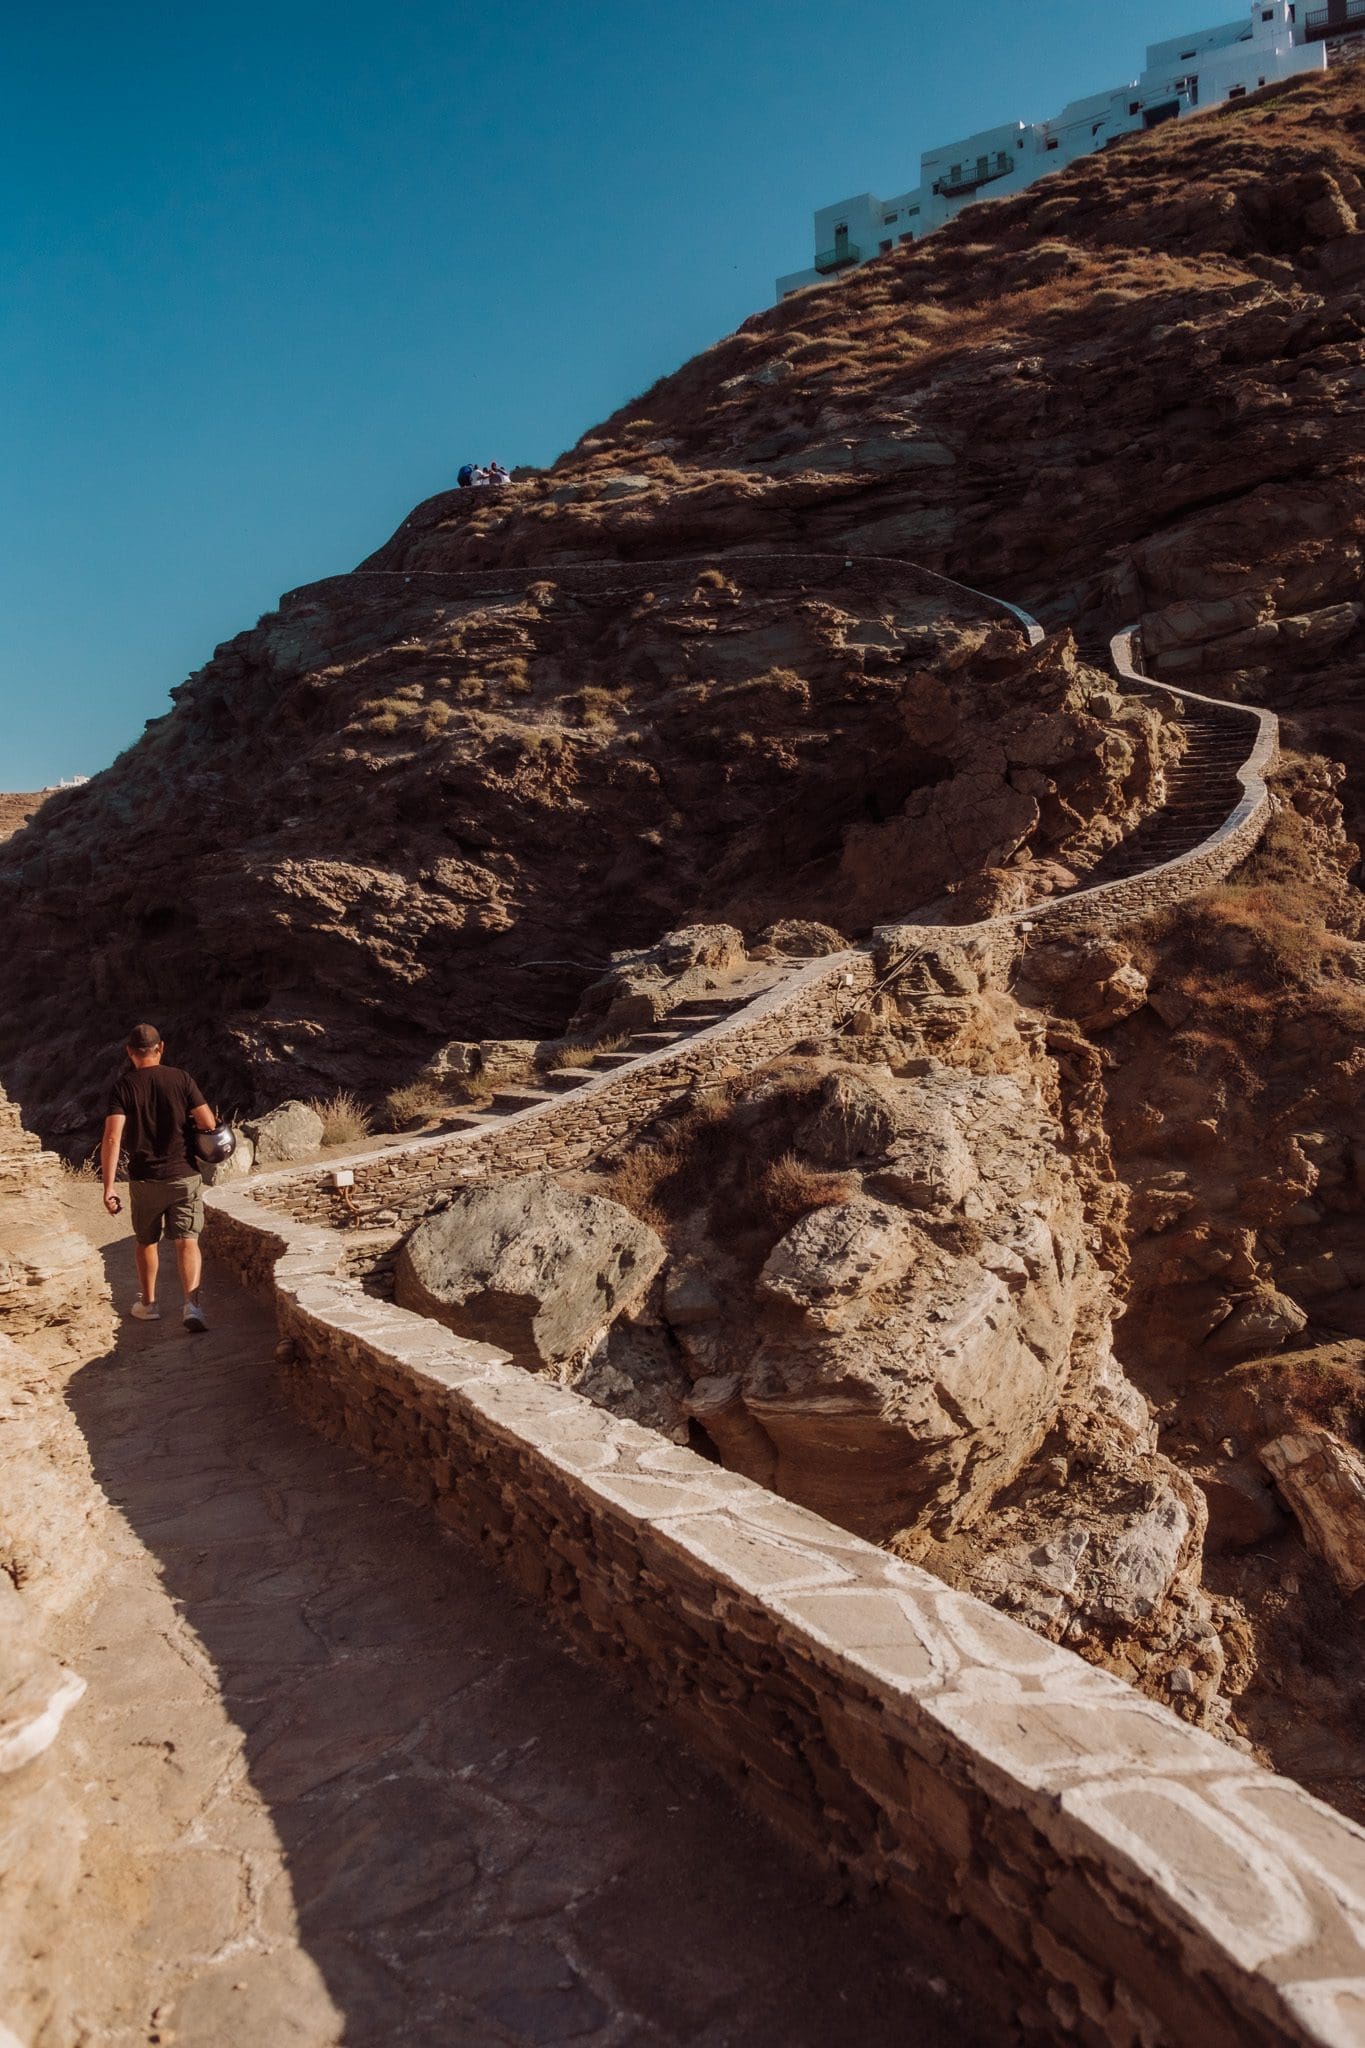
[241,1099,324,1164]
[1203,1287,1308,1360]
[796,1072,901,1167]
[758,1199,918,1328]
[564,922,748,1040]
[419,1041,482,1085]
[657,924,745,973]
[394,1174,665,1371]
[797,1069,977,1209]
[757,919,846,958]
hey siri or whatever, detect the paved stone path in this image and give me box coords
[58,1192,986,2047]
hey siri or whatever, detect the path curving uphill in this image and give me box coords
[203,559,1365,2047]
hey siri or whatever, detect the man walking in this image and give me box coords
[100,1024,217,1331]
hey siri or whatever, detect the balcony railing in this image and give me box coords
[814,242,861,272]
[1304,0,1365,37]
[932,152,1013,199]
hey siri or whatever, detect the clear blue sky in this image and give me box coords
[4,0,1213,787]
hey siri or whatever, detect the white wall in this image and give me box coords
[776,1,1326,299]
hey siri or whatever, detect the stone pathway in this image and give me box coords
[56,1190,986,2047]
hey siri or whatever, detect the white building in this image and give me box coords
[776,0,1362,298]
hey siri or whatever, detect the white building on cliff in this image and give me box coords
[776,0,1363,297]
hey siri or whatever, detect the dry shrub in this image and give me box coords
[576,686,622,730]
[694,567,731,590]
[539,1031,629,1069]
[1188,887,1328,988]
[358,691,424,736]
[604,1144,668,1232]
[310,1091,374,1146]
[752,1151,856,1235]
[489,657,531,697]
[383,1082,446,1130]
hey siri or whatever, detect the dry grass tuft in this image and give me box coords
[310,1091,374,1146]
[752,1151,857,1235]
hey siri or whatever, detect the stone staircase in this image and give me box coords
[1079,704,1257,888]
[443,989,778,1134]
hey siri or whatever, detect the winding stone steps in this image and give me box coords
[1078,709,1257,888]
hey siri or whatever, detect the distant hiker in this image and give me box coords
[100,1024,217,1332]
[457,462,477,488]
[485,461,510,490]
[469,466,491,487]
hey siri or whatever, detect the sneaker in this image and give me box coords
[182,1301,207,1333]
[129,1300,160,1321]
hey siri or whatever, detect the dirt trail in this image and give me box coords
[56,1187,983,2048]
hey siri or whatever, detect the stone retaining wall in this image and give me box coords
[205,1171,1365,2048]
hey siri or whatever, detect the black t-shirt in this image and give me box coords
[107,1065,207,1182]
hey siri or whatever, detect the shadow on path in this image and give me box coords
[67,1229,989,2048]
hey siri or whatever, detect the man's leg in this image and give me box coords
[135,1239,159,1305]
[167,1180,207,1329]
[174,1235,202,1302]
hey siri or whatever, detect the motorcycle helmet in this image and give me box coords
[194,1124,238,1165]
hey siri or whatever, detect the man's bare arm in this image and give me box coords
[100,1115,125,1214]
[192,1103,217,1132]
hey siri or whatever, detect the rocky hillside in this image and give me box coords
[0,566,1160,1144]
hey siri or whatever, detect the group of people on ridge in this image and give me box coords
[457,461,510,491]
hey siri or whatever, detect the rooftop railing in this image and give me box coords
[1304,0,1365,37]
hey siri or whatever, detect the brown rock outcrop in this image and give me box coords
[1261,1427,1365,1595]
[360,71,1365,838]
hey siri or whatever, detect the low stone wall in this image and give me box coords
[205,1174,1365,2048]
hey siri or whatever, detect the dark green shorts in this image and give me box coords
[129,1177,204,1246]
